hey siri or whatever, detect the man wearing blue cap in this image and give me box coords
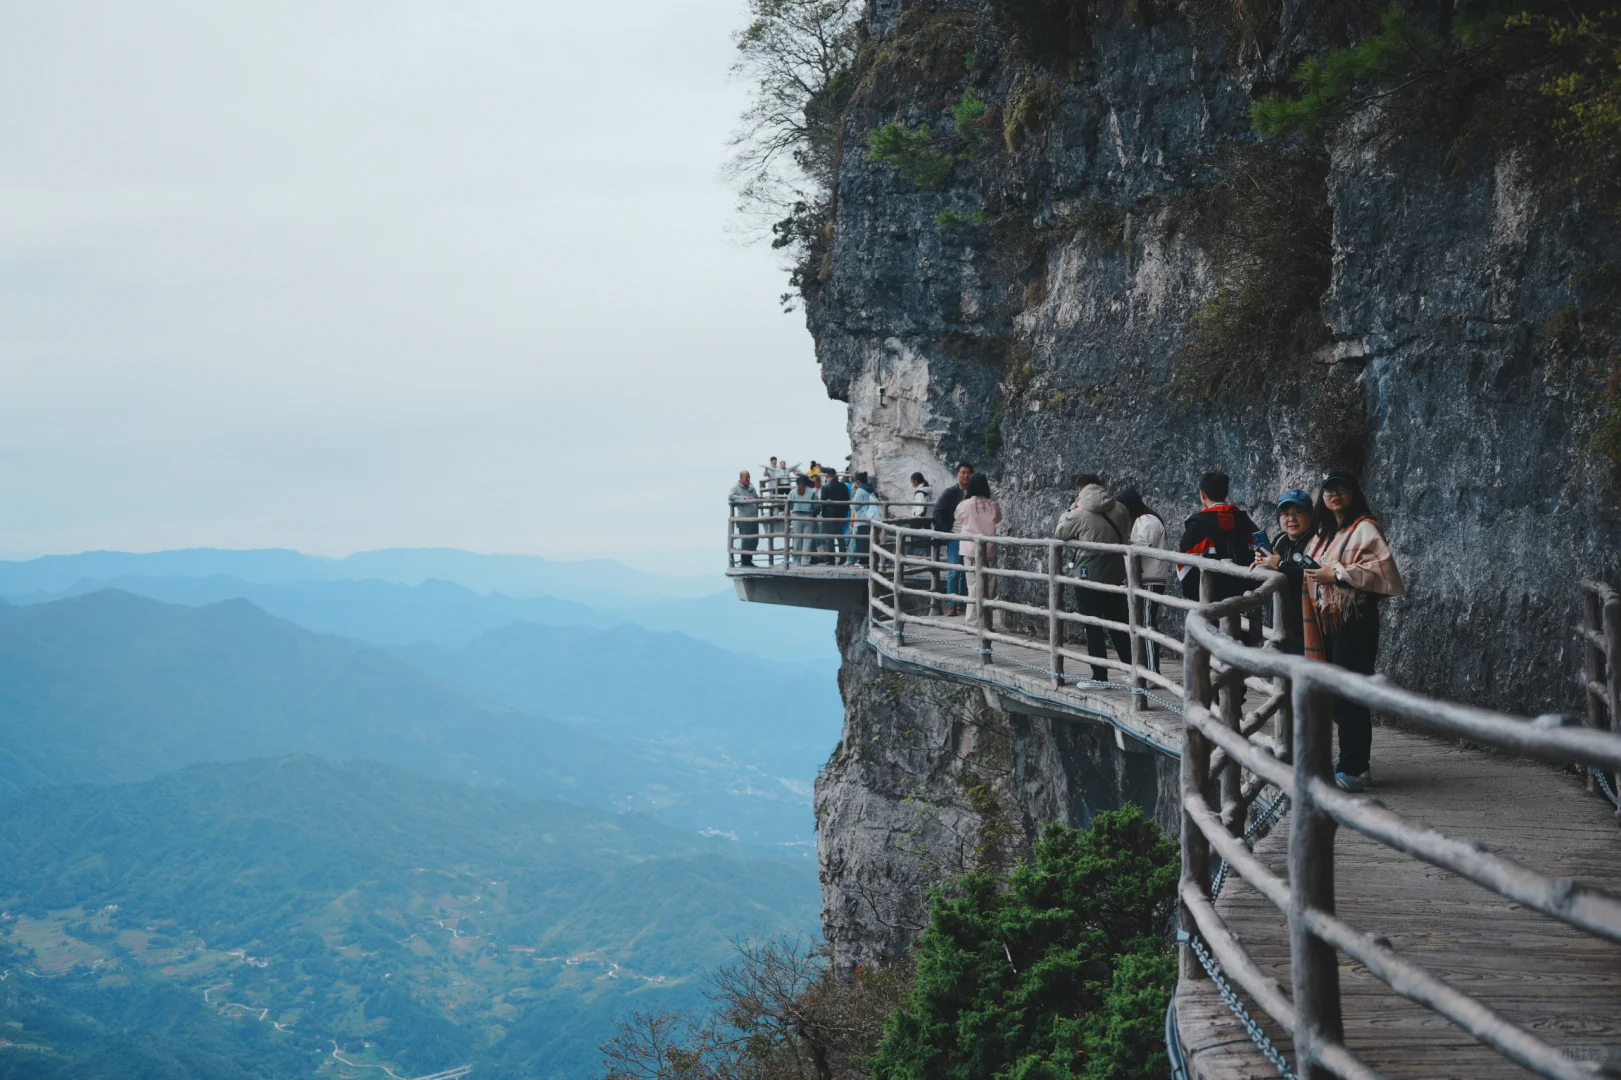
[1253,487,1317,654]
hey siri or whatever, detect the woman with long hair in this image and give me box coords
[1302,468,1405,792]
[953,472,1002,629]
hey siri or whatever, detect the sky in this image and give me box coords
[0,0,849,575]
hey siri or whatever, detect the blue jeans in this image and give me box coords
[946,539,966,597]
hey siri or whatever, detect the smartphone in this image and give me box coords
[1252,530,1274,554]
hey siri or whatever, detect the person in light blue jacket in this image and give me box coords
[848,472,883,563]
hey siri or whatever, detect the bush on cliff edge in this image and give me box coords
[868,806,1178,1080]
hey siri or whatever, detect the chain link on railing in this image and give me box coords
[1592,766,1621,813]
[1176,931,1299,1080]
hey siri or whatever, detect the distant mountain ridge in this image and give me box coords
[0,590,823,847]
[0,547,723,604]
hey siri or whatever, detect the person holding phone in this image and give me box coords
[1252,488,1317,655]
[1301,469,1405,793]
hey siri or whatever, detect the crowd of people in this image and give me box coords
[732,459,1407,795]
[727,457,885,567]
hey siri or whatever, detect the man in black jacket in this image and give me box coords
[1178,470,1260,602]
[819,469,852,565]
[931,462,973,607]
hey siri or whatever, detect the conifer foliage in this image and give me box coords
[868,807,1178,1080]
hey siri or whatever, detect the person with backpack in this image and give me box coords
[1178,471,1260,601]
[1252,488,1317,654]
[1114,486,1170,673]
[1301,469,1405,793]
[1056,474,1134,683]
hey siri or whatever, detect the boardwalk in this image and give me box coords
[725,499,1621,1079]
[1175,727,1621,1079]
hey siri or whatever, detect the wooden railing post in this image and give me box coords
[1272,585,1293,763]
[1220,609,1244,835]
[1179,635,1215,983]
[1604,593,1620,737]
[892,525,906,646]
[1585,587,1606,792]
[1290,674,1343,1080]
[1126,550,1146,712]
[1048,541,1063,687]
[975,544,990,665]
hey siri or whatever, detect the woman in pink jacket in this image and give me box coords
[1301,468,1405,793]
[954,473,1003,629]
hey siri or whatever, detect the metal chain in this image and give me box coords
[1211,792,1290,901]
[1176,931,1299,1080]
[1591,766,1621,813]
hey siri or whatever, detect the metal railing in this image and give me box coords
[1179,609,1621,1080]
[727,497,920,568]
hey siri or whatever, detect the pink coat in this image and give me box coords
[954,497,1003,559]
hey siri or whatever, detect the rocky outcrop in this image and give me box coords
[808,1,1621,969]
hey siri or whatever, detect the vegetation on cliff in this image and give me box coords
[601,808,1178,1080]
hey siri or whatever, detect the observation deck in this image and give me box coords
[724,487,1621,1079]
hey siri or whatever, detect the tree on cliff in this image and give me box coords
[728,0,864,306]
[868,807,1178,1080]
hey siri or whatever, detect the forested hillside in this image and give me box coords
[0,758,819,1080]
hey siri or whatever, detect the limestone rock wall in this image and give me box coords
[808,0,1621,969]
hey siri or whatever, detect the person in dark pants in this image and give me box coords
[727,470,760,567]
[1301,469,1406,793]
[932,462,974,612]
[1055,474,1134,682]
[819,469,851,565]
[1253,488,1317,655]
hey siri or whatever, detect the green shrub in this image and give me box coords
[1004,79,1058,152]
[868,122,955,189]
[953,87,990,157]
[937,209,991,228]
[869,807,1178,1080]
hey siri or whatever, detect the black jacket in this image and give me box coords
[932,485,966,533]
[1179,503,1260,601]
[1271,531,1312,653]
[820,480,851,517]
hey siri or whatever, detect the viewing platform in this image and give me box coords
[725,487,1621,1079]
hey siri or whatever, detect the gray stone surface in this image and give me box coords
[806,1,1619,968]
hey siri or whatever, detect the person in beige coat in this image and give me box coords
[1055,474,1134,683]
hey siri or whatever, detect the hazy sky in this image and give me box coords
[0,1,848,574]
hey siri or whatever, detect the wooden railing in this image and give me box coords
[1180,609,1621,1080]
[865,519,1283,720]
[855,518,1621,1079]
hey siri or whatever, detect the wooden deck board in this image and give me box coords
[865,619,1621,1079]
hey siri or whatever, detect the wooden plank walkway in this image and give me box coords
[867,620,1621,1078]
[869,615,1187,754]
[1177,726,1621,1079]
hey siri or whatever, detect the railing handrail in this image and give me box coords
[1177,600,1621,1080]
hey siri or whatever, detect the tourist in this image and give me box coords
[1115,486,1170,672]
[909,472,933,522]
[1302,469,1405,793]
[954,472,1002,629]
[1178,471,1261,601]
[821,468,852,564]
[787,473,817,565]
[1252,488,1317,655]
[1056,474,1134,682]
[849,472,882,562]
[932,462,974,611]
[728,470,760,567]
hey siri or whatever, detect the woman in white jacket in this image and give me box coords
[1115,488,1169,672]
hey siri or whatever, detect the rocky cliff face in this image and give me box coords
[807,0,1621,970]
